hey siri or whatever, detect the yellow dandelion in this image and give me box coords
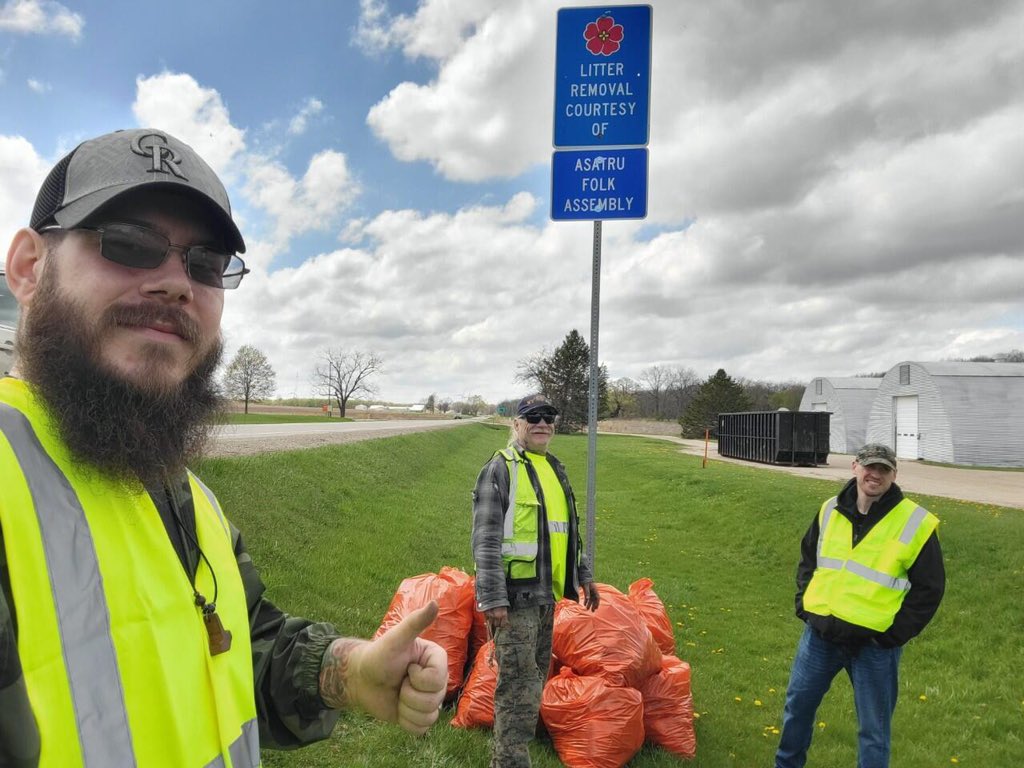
[919,694,927,701]
[818,721,826,729]
[769,688,777,694]
[754,699,763,707]
[951,758,959,764]
[734,696,742,702]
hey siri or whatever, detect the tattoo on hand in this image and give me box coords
[320,638,362,709]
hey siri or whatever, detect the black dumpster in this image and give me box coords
[717,411,830,466]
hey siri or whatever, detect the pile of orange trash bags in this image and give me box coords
[375,567,696,767]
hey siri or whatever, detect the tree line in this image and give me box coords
[222,337,1024,432]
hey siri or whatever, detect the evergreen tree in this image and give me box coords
[679,368,752,438]
[518,329,608,433]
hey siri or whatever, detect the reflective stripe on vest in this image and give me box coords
[204,720,260,768]
[803,494,938,632]
[0,379,260,767]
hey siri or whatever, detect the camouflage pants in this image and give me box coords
[491,603,554,768]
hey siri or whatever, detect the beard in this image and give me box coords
[17,264,225,486]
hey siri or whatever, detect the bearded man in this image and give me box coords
[0,128,446,767]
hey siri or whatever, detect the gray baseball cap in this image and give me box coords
[855,443,897,470]
[30,128,245,253]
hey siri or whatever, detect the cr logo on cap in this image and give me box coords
[131,133,188,180]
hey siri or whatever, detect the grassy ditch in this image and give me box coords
[195,424,1024,767]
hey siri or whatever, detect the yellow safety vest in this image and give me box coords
[802,495,938,632]
[0,378,259,767]
[497,448,543,581]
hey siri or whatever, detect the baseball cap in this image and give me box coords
[30,128,245,254]
[516,393,559,417]
[855,443,897,470]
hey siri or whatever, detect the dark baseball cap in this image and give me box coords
[516,393,559,417]
[855,443,897,470]
[29,128,245,254]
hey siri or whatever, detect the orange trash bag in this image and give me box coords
[451,639,498,729]
[639,655,697,759]
[553,583,662,689]
[541,667,644,768]
[375,566,474,699]
[628,577,676,655]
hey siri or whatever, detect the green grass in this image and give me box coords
[194,425,1024,767]
[221,412,352,425]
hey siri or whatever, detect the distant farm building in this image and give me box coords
[799,377,881,454]
[864,361,1024,467]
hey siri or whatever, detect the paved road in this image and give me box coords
[641,436,1023,510]
[207,417,483,457]
[214,418,474,440]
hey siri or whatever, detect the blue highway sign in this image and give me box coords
[553,5,652,148]
[551,148,648,220]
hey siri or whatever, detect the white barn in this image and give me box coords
[864,361,1024,467]
[799,377,882,454]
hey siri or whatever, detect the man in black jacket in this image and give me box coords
[775,444,945,768]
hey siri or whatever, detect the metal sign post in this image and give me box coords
[585,220,602,568]
[552,5,652,571]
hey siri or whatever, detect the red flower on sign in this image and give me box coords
[584,15,624,56]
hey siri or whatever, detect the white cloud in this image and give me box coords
[366,0,551,181]
[0,0,83,39]
[0,134,49,240]
[130,73,358,255]
[244,149,360,250]
[26,78,50,93]
[132,73,247,178]
[287,97,324,135]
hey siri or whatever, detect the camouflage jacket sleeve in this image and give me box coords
[471,457,511,612]
[232,524,343,748]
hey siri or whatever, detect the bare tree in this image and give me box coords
[222,344,276,414]
[424,393,437,413]
[640,364,670,419]
[313,349,383,417]
[665,365,700,419]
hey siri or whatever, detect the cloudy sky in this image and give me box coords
[1,0,1022,404]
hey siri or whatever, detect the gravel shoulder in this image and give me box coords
[625,434,1024,510]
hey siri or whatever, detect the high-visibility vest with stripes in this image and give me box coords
[802,495,938,632]
[0,378,259,767]
[496,448,570,582]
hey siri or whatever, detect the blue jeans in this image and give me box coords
[776,624,903,768]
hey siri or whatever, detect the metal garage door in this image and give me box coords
[894,395,919,459]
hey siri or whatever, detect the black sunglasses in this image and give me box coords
[523,412,557,424]
[49,222,249,289]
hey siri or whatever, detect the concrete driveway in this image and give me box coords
[632,436,1023,510]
